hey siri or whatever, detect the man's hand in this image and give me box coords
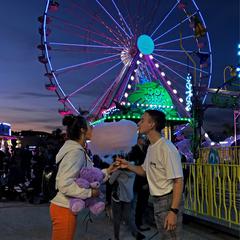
[116,157,146,176]
[164,211,177,231]
[116,157,129,169]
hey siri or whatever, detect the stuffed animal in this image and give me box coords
[69,167,105,215]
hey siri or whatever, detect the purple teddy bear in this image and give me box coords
[69,167,105,215]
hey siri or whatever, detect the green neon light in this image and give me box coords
[105,115,191,122]
[122,103,174,109]
[91,117,106,126]
[128,82,174,106]
[127,82,178,118]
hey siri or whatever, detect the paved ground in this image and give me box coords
[0,201,239,240]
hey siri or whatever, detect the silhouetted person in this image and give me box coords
[128,135,150,231]
[20,145,32,180]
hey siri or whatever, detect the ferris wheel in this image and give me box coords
[38,0,212,119]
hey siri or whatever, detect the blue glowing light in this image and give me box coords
[137,35,155,55]
[185,73,193,111]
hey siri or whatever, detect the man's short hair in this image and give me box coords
[145,110,166,133]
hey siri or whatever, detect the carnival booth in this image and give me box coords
[0,122,16,152]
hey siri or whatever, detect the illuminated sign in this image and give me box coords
[185,73,193,111]
[0,123,11,136]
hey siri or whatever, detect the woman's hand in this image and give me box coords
[91,188,100,198]
[116,157,129,169]
[107,162,120,174]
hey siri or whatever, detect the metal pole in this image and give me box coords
[179,31,199,160]
[234,110,240,146]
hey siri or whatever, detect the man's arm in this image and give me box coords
[171,177,183,209]
[116,157,146,177]
[128,164,146,177]
[164,177,183,231]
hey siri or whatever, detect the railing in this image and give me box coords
[183,146,240,231]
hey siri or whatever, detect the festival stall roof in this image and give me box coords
[93,82,192,126]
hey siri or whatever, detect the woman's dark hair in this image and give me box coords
[145,110,166,133]
[62,115,88,140]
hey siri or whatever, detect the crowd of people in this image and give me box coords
[0,143,60,203]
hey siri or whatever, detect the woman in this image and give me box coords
[50,115,114,240]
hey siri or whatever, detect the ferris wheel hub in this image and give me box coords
[137,34,155,55]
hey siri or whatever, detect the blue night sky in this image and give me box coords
[0,1,239,134]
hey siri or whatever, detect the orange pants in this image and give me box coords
[50,203,77,240]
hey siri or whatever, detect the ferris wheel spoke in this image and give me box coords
[51,16,125,48]
[67,0,128,46]
[155,35,194,47]
[51,48,120,56]
[96,17,129,48]
[153,53,208,74]
[151,1,179,38]
[121,0,136,36]
[144,63,155,82]
[66,98,79,114]
[153,11,198,42]
[111,0,133,37]
[139,61,157,82]
[92,13,130,48]
[95,0,131,39]
[49,42,124,50]
[155,49,194,54]
[154,57,190,82]
[54,53,120,74]
[68,60,122,97]
[87,10,129,48]
[152,59,190,116]
[90,70,123,114]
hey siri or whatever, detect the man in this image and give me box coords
[128,135,150,231]
[117,110,183,240]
